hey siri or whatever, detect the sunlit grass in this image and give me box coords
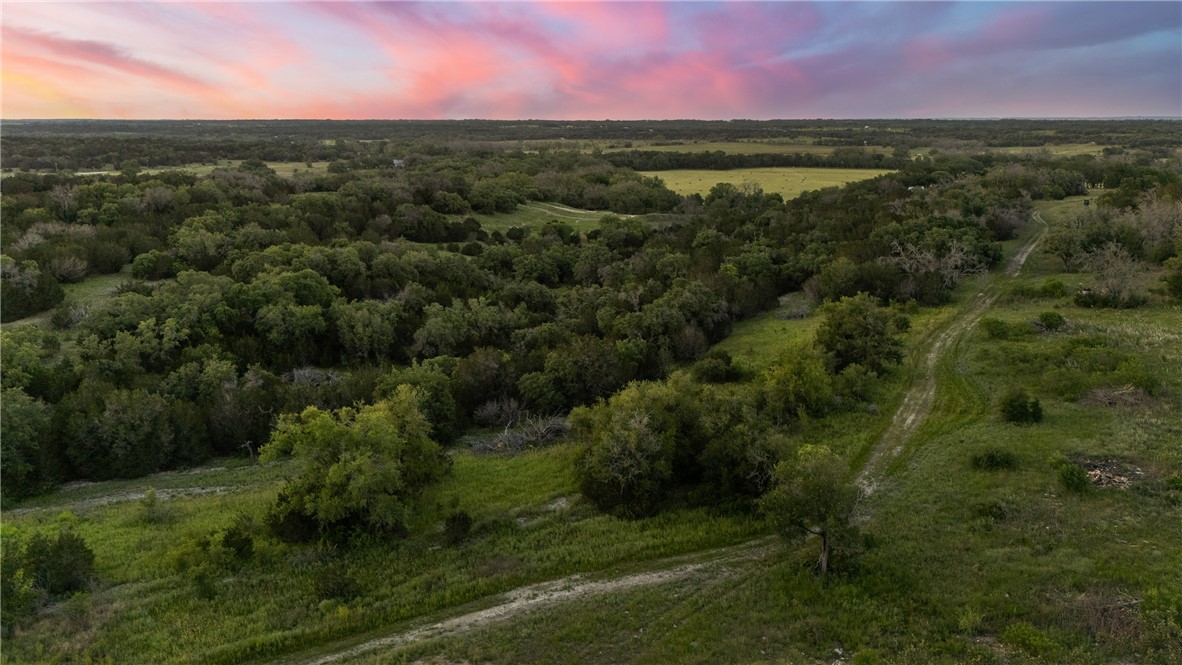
[644,167,895,198]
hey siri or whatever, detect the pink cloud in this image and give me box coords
[3,26,213,92]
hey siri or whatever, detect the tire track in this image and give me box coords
[855,211,1048,497]
[290,538,776,665]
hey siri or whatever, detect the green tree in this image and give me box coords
[762,344,834,423]
[760,445,861,575]
[260,386,450,540]
[815,293,905,374]
[63,387,176,480]
[0,388,52,500]
[573,380,700,517]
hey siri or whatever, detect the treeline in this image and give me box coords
[2,140,1179,503]
[4,118,1180,171]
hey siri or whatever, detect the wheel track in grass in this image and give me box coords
[854,211,1048,499]
[283,538,777,665]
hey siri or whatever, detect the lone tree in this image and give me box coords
[261,385,450,541]
[815,293,906,374]
[760,445,861,575]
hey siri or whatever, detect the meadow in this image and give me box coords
[645,167,896,198]
[602,140,891,155]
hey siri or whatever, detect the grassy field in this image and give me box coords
[468,202,618,233]
[645,167,895,198]
[63,161,334,178]
[9,265,134,327]
[988,144,1109,157]
[603,140,893,156]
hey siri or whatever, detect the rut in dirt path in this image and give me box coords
[291,538,776,665]
[854,211,1048,498]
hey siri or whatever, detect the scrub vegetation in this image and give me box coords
[2,119,1180,664]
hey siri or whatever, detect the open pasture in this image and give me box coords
[602,140,892,155]
[646,166,895,198]
[469,201,620,233]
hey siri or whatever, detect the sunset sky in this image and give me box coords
[2,1,1179,120]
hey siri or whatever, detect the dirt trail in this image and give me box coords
[294,538,776,665]
[855,211,1048,496]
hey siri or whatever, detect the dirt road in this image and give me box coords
[854,211,1048,496]
[292,538,776,665]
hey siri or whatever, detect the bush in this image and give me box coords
[834,363,877,403]
[444,511,473,546]
[1039,278,1068,297]
[86,241,130,274]
[573,381,697,518]
[981,317,1033,340]
[14,529,96,598]
[1000,621,1063,660]
[1059,463,1091,494]
[1074,290,1147,309]
[1000,388,1043,424]
[131,250,177,280]
[259,387,450,540]
[691,349,741,383]
[50,299,89,330]
[1037,311,1066,331]
[971,448,1019,471]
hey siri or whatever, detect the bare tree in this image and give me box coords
[1085,241,1141,300]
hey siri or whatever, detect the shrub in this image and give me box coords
[1060,463,1091,494]
[1037,311,1066,332]
[444,511,473,546]
[981,317,1033,340]
[691,349,741,383]
[131,250,177,280]
[815,293,905,374]
[19,529,96,597]
[1074,290,1147,309]
[762,344,834,423]
[259,387,450,541]
[50,299,89,330]
[1040,278,1068,297]
[86,241,130,274]
[139,487,168,524]
[216,516,255,562]
[971,448,1019,471]
[1000,388,1043,424]
[1000,621,1063,660]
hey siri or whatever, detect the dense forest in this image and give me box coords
[3,121,1181,660]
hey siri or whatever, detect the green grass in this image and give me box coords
[989,144,1109,157]
[1,445,763,665]
[603,140,892,156]
[8,265,134,327]
[64,161,334,178]
[468,202,617,233]
[644,167,895,198]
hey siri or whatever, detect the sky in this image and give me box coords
[2,1,1179,120]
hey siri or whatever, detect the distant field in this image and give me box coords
[645,167,895,198]
[64,161,332,178]
[989,143,1108,157]
[603,140,892,156]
